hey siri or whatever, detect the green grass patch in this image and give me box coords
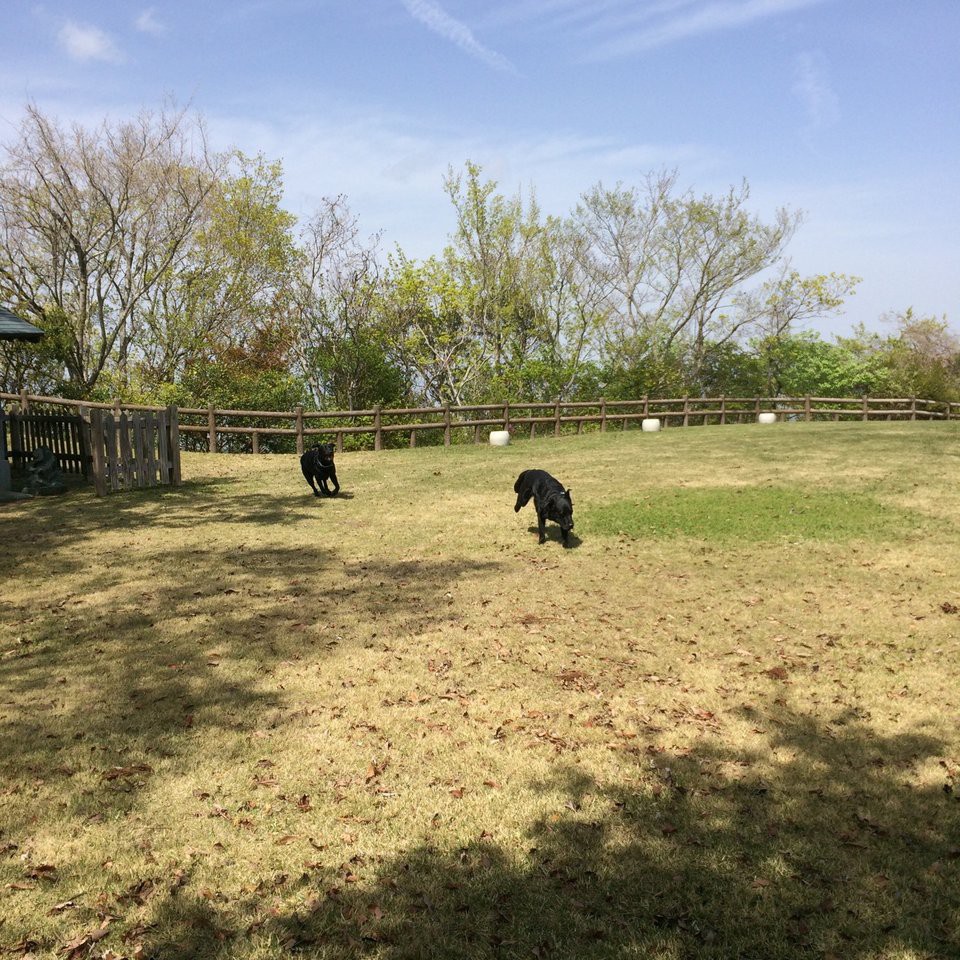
[581,486,921,542]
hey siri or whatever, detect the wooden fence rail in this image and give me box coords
[3,391,958,455]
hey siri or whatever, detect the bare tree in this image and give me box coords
[572,173,801,388]
[570,170,679,350]
[291,196,396,409]
[0,103,223,394]
[535,217,608,398]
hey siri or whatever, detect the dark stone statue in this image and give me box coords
[23,445,67,496]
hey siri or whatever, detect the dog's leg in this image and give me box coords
[330,471,340,495]
[537,508,547,544]
[301,462,319,496]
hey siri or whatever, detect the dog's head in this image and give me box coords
[314,443,336,466]
[549,488,574,536]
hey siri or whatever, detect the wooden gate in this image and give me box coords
[88,406,181,496]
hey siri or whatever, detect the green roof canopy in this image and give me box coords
[0,306,44,342]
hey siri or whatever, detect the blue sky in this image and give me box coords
[1,0,958,336]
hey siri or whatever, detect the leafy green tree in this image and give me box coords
[441,162,553,396]
[748,269,861,394]
[137,152,298,392]
[379,253,483,406]
[762,330,893,397]
[883,309,960,402]
[174,321,309,451]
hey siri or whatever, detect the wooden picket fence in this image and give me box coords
[3,410,89,476]
[87,407,181,496]
[1,391,182,496]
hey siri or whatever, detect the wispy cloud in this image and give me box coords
[135,8,167,37]
[58,21,123,64]
[793,50,840,138]
[207,106,717,260]
[506,0,834,61]
[400,0,518,74]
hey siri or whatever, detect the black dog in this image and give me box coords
[300,443,340,497]
[514,469,574,545]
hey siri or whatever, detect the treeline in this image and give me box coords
[1,104,958,412]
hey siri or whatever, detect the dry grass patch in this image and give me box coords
[1,422,959,959]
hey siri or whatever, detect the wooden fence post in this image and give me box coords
[132,413,146,488]
[862,395,869,421]
[374,405,383,451]
[804,396,812,422]
[295,405,305,454]
[503,403,510,432]
[168,406,182,485]
[252,431,260,455]
[554,400,561,437]
[754,397,761,420]
[151,412,161,484]
[89,408,107,497]
[207,406,217,452]
[719,395,726,425]
[682,395,690,427]
[910,396,917,421]
[409,428,417,448]
[78,409,92,478]
[443,405,451,446]
[20,388,30,413]
[118,413,134,489]
[530,420,536,440]
[600,398,607,432]
[336,431,344,454]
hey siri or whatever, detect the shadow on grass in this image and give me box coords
[525,525,582,549]
[135,704,959,960]
[0,478,347,581]
[0,539,500,825]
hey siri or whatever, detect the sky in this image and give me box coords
[1,0,958,337]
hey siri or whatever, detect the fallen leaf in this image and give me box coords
[48,899,79,915]
[58,920,111,959]
[762,666,789,681]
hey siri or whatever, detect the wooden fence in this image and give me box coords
[3,409,89,476]
[3,390,959,456]
[87,407,181,496]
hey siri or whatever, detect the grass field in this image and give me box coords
[1,421,959,959]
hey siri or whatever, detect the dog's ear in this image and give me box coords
[565,488,572,503]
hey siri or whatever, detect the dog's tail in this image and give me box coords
[513,470,527,493]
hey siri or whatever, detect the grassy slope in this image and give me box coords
[1,422,959,959]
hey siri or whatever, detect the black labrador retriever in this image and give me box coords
[300,443,340,497]
[514,469,574,545]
